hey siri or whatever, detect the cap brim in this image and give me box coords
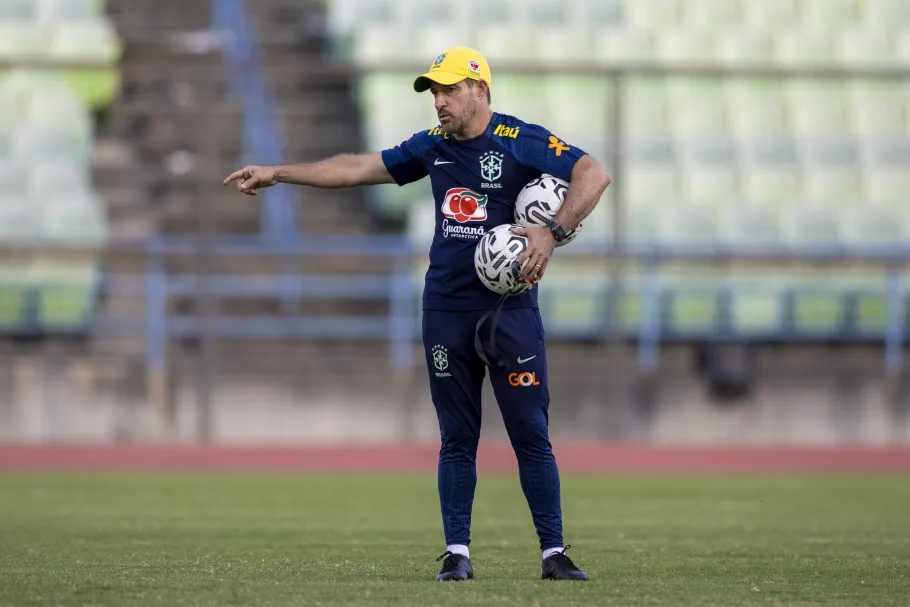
[413,71,467,92]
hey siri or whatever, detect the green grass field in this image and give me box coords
[1,473,908,606]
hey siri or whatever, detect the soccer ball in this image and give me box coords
[514,174,581,247]
[474,224,535,296]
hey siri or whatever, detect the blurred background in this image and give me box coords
[0,0,909,446]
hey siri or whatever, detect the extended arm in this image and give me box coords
[223,152,396,196]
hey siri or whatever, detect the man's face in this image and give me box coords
[429,79,482,136]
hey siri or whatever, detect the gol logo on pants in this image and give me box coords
[508,372,540,387]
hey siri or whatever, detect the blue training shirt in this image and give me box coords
[381,112,587,312]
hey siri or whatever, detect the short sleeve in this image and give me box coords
[511,125,587,182]
[381,131,431,186]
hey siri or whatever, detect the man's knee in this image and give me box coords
[437,407,481,458]
[439,435,480,465]
[503,409,553,460]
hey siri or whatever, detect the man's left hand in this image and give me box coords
[512,226,556,284]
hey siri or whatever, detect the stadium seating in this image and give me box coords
[0,0,120,337]
[327,0,908,340]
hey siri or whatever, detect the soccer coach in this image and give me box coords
[224,46,610,582]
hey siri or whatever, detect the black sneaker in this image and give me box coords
[541,545,590,581]
[435,551,474,581]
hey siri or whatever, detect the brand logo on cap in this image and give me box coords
[434,53,447,65]
[469,60,480,71]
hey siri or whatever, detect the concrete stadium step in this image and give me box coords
[91,138,157,241]
[168,298,390,320]
[107,0,211,35]
[154,187,264,237]
[119,56,231,110]
[244,0,324,49]
[108,213,158,242]
[99,285,147,317]
[159,255,400,278]
[92,138,138,174]
[152,176,378,237]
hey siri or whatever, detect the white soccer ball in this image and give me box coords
[514,174,581,247]
[474,224,535,296]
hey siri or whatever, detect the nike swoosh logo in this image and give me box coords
[517,355,537,364]
[434,159,454,165]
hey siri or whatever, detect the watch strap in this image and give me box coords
[547,219,567,242]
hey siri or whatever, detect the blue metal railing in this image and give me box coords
[4,236,910,380]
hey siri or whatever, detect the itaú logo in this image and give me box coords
[508,372,540,387]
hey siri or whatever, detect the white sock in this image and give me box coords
[447,544,469,558]
[542,547,565,560]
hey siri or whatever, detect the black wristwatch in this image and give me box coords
[547,219,568,243]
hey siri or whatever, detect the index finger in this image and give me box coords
[223,169,247,185]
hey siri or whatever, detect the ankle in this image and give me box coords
[542,547,565,560]
[447,544,469,558]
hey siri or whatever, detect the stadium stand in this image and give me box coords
[1,0,905,351]
[325,0,910,342]
[0,0,119,338]
[0,0,906,443]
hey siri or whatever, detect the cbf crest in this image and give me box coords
[432,344,448,371]
[479,151,504,185]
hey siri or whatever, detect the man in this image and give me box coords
[224,47,610,581]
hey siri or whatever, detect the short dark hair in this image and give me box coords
[466,78,491,104]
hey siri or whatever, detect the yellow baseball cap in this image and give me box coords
[413,46,492,93]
